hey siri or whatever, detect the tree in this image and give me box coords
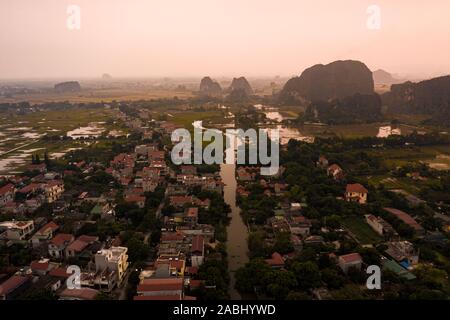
[290,261,321,290]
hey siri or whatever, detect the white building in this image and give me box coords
[0,220,34,241]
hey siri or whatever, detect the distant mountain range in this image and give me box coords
[372,69,404,85]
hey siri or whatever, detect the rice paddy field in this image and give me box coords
[0,107,121,174]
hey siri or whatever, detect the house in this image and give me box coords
[0,275,30,300]
[0,220,35,241]
[327,164,345,181]
[31,221,59,247]
[136,278,184,299]
[338,253,363,273]
[48,233,75,259]
[95,246,129,285]
[383,207,424,235]
[124,194,146,208]
[30,258,55,276]
[265,252,285,269]
[184,207,198,226]
[66,235,99,258]
[170,196,193,208]
[365,214,397,238]
[345,183,368,204]
[316,155,329,168]
[288,216,312,237]
[43,180,65,203]
[191,235,204,267]
[59,288,99,300]
[385,241,419,268]
[0,183,16,207]
[142,178,158,192]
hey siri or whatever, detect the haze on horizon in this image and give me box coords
[1,0,449,80]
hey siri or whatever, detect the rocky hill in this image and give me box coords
[54,81,81,93]
[382,75,450,125]
[228,77,253,95]
[199,77,222,97]
[279,60,374,104]
[303,93,382,124]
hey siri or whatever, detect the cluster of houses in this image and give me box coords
[0,170,65,215]
[0,215,130,300]
[234,153,443,298]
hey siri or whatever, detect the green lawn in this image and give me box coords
[342,216,383,245]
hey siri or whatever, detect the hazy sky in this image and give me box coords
[1,0,449,79]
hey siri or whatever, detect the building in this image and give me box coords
[327,164,345,181]
[316,155,329,168]
[265,252,285,269]
[345,183,368,204]
[31,221,59,247]
[44,180,65,203]
[383,207,424,234]
[365,214,397,238]
[59,288,99,300]
[0,183,16,207]
[48,233,75,259]
[338,253,363,273]
[0,275,30,300]
[66,235,99,258]
[136,278,183,299]
[0,220,34,241]
[191,235,204,267]
[385,241,419,268]
[95,246,129,285]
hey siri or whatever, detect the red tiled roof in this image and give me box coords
[125,194,145,203]
[18,183,41,194]
[161,232,184,242]
[77,235,98,243]
[49,267,70,278]
[346,183,368,194]
[37,221,59,235]
[50,233,74,246]
[339,253,362,264]
[170,196,193,205]
[45,180,63,188]
[137,278,183,292]
[30,261,49,271]
[0,276,28,296]
[265,252,285,266]
[67,239,89,252]
[191,235,204,254]
[60,288,99,300]
[134,295,182,300]
[0,183,15,196]
[384,207,423,231]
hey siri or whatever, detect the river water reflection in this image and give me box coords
[221,163,249,300]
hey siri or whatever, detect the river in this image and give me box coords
[221,163,249,299]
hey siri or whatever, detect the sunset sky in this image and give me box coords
[1,0,449,79]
